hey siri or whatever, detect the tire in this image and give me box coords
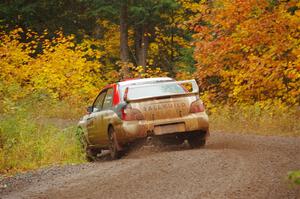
[85,148,98,162]
[108,126,122,160]
[188,133,206,149]
[77,128,98,162]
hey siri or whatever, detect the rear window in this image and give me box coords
[120,82,186,100]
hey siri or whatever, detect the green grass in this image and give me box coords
[0,96,85,175]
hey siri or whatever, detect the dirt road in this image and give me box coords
[1,132,300,199]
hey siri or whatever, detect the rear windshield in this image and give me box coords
[120,82,186,100]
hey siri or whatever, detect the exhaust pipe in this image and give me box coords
[146,136,153,144]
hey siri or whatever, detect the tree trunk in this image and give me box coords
[120,2,129,78]
[141,26,149,68]
[94,18,102,39]
[134,26,142,67]
[170,10,175,77]
[134,25,148,68]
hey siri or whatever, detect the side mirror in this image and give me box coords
[87,106,93,114]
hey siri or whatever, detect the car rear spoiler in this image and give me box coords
[123,79,199,102]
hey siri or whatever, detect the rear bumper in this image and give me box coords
[118,112,209,141]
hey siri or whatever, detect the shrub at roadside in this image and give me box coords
[0,104,85,175]
[209,102,300,136]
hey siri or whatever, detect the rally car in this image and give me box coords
[77,77,209,160]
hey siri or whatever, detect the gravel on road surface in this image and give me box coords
[1,132,300,199]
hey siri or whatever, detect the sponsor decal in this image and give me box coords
[142,102,186,112]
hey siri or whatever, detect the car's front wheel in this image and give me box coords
[108,126,122,160]
[77,127,98,162]
[85,148,99,162]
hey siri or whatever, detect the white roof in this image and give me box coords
[118,77,173,87]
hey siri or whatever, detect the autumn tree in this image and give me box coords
[88,0,179,74]
[128,0,178,68]
[0,0,199,80]
[191,0,300,105]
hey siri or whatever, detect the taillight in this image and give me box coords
[121,105,144,121]
[190,100,205,113]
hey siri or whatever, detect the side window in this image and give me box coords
[93,91,106,112]
[102,88,114,109]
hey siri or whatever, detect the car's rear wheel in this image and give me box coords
[108,126,122,160]
[188,132,206,148]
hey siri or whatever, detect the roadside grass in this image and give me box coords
[0,96,86,175]
[209,104,300,136]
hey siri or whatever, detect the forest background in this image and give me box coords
[0,0,299,181]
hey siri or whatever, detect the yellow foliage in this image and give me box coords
[130,65,169,78]
[0,28,115,104]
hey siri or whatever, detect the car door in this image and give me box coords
[86,90,107,146]
[98,88,114,145]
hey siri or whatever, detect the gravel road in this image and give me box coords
[1,132,300,199]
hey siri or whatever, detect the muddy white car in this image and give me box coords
[77,77,209,160]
